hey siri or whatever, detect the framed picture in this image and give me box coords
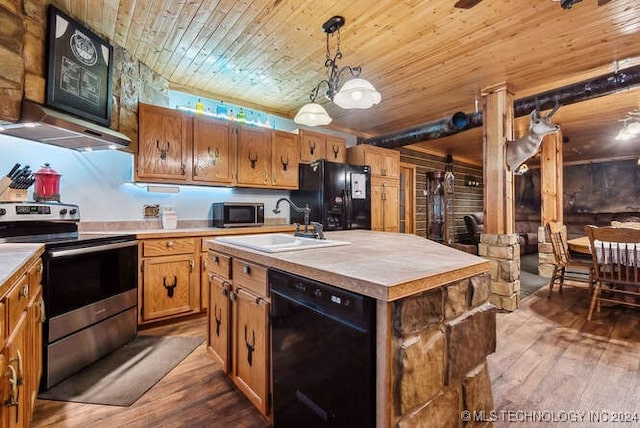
[46,6,113,126]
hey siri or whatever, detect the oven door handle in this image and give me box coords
[47,241,137,258]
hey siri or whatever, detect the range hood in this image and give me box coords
[0,100,131,151]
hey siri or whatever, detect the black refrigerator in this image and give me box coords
[290,159,371,231]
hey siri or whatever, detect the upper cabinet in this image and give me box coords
[192,116,233,184]
[235,125,272,187]
[136,104,301,190]
[136,103,189,181]
[271,130,300,189]
[347,144,400,179]
[299,129,346,163]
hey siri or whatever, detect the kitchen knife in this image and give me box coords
[6,163,20,178]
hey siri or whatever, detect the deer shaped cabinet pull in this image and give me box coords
[506,101,561,172]
[208,146,220,166]
[244,325,255,366]
[248,152,258,169]
[156,140,170,160]
[280,156,289,171]
[332,145,340,159]
[308,141,316,155]
[214,304,222,337]
[163,275,177,297]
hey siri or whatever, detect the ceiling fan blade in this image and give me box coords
[454,0,483,9]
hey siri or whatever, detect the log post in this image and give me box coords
[479,83,520,311]
[538,130,564,277]
[482,83,514,234]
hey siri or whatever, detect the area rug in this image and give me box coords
[38,335,203,407]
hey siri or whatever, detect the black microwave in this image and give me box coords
[212,202,265,227]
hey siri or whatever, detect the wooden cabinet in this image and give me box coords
[235,125,272,187]
[299,129,346,163]
[139,238,199,324]
[271,130,300,189]
[206,251,271,417]
[137,104,303,189]
[347,144,400,179]
[371,178,401,232]
[326,135,347,163]
[234,125,300,190]
[348,145,401,232]
[136,103,189,181]
[231,284,269,415]
[1,255,43,428]
[192,116,233,184]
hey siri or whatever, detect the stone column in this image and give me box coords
[479,233,520,311]
[389,272,497,427]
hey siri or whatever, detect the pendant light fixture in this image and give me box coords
[294,16,381,127]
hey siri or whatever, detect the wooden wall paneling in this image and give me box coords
[122,0,153,53]
[482,83,514,235]
[112,0,136,46]
[400,148,483,242]
[540,130,563,226]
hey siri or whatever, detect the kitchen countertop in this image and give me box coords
[0,243,44,294]
[82,224,296,239]
[207,230,489,301]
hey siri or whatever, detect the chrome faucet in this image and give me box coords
[273,198,324,239]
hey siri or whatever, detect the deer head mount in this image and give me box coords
[506,101,560,172]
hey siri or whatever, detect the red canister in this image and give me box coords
[33,163,61,202]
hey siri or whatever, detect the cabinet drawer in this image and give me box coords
[232,259,267,296]
[208,251,231,279]
[7,275,29,336]
[143,238,195,256]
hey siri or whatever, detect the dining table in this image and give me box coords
[568,236,591,255]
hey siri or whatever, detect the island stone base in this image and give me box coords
[382,272,496,427]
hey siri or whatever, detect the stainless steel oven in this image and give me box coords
[43,236,138,388]
[211,202,264,227]
[0,202,138,390]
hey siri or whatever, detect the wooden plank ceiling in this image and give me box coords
[51,0,640,165]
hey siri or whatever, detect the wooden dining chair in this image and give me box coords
[546,221,593,298]
[585,225,640,320]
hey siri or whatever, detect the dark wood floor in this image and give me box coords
[32,284,640,428]
[31,316,269,428]
[490,284,640,427]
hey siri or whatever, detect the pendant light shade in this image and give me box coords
[333,78,381,109]
[293,102,332,126]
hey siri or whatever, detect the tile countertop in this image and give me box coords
[207,230,490,302]
[0,243,44,293]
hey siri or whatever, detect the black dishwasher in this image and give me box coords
[269,268,375,428]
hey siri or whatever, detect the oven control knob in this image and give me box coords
[69,208,77,215]
[313,289,322,298]
[59,208,68,215]
[0,208,5,216]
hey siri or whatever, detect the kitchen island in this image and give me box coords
[207,230,496,427]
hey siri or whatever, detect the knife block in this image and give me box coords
[0,185,28,202]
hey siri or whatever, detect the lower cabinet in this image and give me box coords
[207,251,271,417]
[1,256,44,428]
[139,238,200,324]
[141,254,198,321]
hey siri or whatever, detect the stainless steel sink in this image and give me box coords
[214,233,350,253]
